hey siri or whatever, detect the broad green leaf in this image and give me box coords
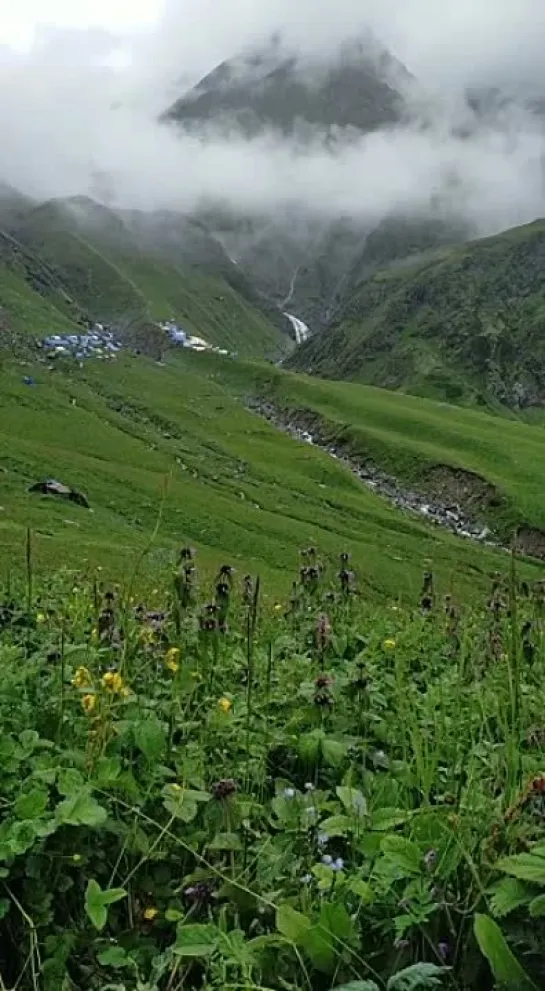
[301,902,356,975]
[320,815,354,837]
[133,717,167,761]
[381,835,422,876]
[474,914,536,990]
[372,808,409,831]
[94,757,122,787]
[387,963,448,989]
[97,946,132,969]
[330,984,379,991]
[85,880,126,932]
[322,738,347,768]
[489,877,531,919]
[207,831,243,851]
[347,877,374,903]
[276,904,311,943]
[56,789,107,828]
[298,730,324,764]
[165,908,184,922]
[497,852,545,885]
[529,894,545,917]
[174,923,218,957]
[336,786,367,819]
[162,786,211,823]
[14,790,48,820]
[57,768,85,796]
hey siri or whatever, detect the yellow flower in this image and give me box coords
[101,671,125,694]
[165,647,180,673]
[383,638,396,651]
[143,906,159,921]
[72,666,92,689]
[274,603,282,613]
[81,694,96,713]
[218,696,232,713]
[36,612,46,624]
[140,627,155,645]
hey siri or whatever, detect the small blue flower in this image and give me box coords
[332,857,345,872]
[321,854,333,865]
[304,782,315,792]
[302,873,313,884]
[283,787,296,799]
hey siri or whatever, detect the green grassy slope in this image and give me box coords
[193,354,545,547]
[1,350,545,603]
[289,220,545,408]
[5,200,289,359]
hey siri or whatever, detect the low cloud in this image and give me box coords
[0,1,544,237]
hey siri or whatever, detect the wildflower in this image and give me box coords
[36,612,46,624]
[72,666,92,689]
[101,671,125,694]
[302,873,313,885]
[274,603,282,612]
[424,849,438,872]
[321,854,333,865]
[143,907,159,921]
[165,647,180,672]
[218,696,232,713]
[332,857,345,872]
[317,833,329,848]
[212,778,237,801]
[81,694,96,714]
[315,613,331,652]
[72,854,82,863]
[184,881,214,905]
[383,638,396,650]
[140,626,155,645]
[171,783,182,792]
[304,782,315,792]
[283,787,296,799]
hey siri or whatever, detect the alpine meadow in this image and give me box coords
[2,6,545,990]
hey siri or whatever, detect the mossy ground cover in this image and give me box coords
[0,548,544,989]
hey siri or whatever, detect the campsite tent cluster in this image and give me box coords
[39,324,122,360]
[160,321,230,356]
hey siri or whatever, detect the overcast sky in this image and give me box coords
[0,0,544,234]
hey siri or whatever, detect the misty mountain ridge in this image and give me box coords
[165,31,413,138]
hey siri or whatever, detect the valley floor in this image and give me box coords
[2,348,545,602]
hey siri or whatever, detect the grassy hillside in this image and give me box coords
[3,198,289,359]
[289,220,545,408]
[2,349,545,603]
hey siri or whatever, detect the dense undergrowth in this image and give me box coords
[1,544,545,991]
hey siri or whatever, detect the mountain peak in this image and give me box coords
[165,33,410,137]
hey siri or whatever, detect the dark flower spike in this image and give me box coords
[212,779,237,800]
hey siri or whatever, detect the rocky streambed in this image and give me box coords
[249,399,499,549]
